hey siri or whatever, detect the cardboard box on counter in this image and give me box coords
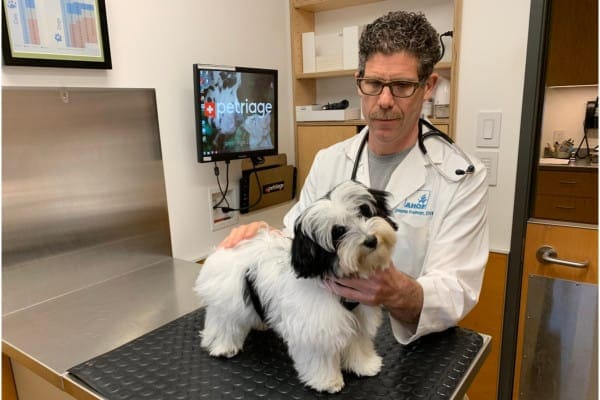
[296,106,361,122]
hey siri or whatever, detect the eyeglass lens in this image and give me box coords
[358,79,420,98]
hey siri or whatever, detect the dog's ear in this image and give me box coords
[368,188,398,231]
[291,227,337,278]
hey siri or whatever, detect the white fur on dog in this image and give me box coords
[195,181,397,393]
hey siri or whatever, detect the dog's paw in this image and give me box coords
[306,375,345,394]
[208,344,241,358]
[349,353,382,377]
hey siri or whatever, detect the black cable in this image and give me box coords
[575,123,591,159]
[221,168,263,213]
[212,159,264,213]
[438,31,453,63]
[212,161,231,209]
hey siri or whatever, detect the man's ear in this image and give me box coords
[424,73,439,100]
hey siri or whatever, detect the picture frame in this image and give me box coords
[2,0,112,69]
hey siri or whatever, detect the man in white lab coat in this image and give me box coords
[221,11,489,345]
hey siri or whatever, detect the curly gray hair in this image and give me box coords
[358,11,441,81]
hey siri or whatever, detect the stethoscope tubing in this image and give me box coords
[351,118,475,182]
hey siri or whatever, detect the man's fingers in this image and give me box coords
[218,221,269,249]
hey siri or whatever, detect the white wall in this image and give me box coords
[456,0,531,252]
[2,0,533,258]
[540,86,599,157]
[2,0,295,261]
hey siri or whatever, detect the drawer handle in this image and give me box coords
[536,245,589,268]
[555,205,576,210]
[558,180,578,185]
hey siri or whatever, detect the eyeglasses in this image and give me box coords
[356,78,423,98]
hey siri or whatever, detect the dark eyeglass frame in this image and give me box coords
[356,78,425,98]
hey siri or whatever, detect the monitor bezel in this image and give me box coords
[193,64,279,163]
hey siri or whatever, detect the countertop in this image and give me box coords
[3,250,490,400]
[3,253,203,400]
[538,158,598,172]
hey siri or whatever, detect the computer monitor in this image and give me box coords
[193,64,278,163]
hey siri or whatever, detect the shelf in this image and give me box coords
[293,0,384,12]
[298,119,365,126]
[296,62,452,80]
[297,117,450,127]
[297,69,357,79]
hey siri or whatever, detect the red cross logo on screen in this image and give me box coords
[204,101,216,118]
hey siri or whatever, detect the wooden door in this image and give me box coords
[501,1,599,398]
[513,222,597,398]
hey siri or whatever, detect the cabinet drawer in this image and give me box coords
[534,194,598,224]
[536,170,597,197]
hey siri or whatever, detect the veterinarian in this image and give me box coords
[221,11,488,347]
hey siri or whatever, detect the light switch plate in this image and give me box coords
[476,111,502,148]
[475,151,499,186]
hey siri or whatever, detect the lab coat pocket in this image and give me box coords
[392,214,431,278]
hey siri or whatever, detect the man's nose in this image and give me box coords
[377,86,395,108]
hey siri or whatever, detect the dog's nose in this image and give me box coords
[363,235,378,249]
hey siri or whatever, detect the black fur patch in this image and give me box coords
[244,271,266,321]
[291,227,338,278]
[367,187,398,231]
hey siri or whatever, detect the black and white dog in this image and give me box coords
[194,181,398,393]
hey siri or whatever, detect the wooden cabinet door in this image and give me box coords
[546,0,598,86]
[513,221,598,399]
[296,125,356,191]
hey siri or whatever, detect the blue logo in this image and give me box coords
[404,190,430,210]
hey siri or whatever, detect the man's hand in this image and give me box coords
[218,221,271,249]
[324,265,424,324]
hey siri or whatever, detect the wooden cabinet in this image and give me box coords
[513,222,598,398]
[533,167,598,224]
[459,252,508,400]
[545,0,598,86]
[289,0,462,192]
[296,124,358,189]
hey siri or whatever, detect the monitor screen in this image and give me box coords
[193,64,278,163]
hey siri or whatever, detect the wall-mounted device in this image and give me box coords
[584,97,598,130]
[193,64,278,163]
[575,97,598,158]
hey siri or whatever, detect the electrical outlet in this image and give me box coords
[208,186,239,231]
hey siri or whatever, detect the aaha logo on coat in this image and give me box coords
[404,191,430,209]
[395,190,433,216]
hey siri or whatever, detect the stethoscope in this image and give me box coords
[351,118,475,182]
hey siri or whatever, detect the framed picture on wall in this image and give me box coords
[2,0,112,69]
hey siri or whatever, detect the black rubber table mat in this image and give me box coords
[69,308,483,399]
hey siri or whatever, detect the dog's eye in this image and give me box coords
[331,225,347,241]
[359,204,373,218]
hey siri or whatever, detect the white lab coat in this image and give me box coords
[283,125,489,344]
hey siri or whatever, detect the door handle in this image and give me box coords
[536,245,589,268]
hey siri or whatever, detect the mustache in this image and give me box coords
[368,109,403,120]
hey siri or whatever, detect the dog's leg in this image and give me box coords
[287,343,345,393]
[342,306,383,376]
[200,306,256,358]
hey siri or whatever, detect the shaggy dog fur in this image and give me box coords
[194,181,397,393]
